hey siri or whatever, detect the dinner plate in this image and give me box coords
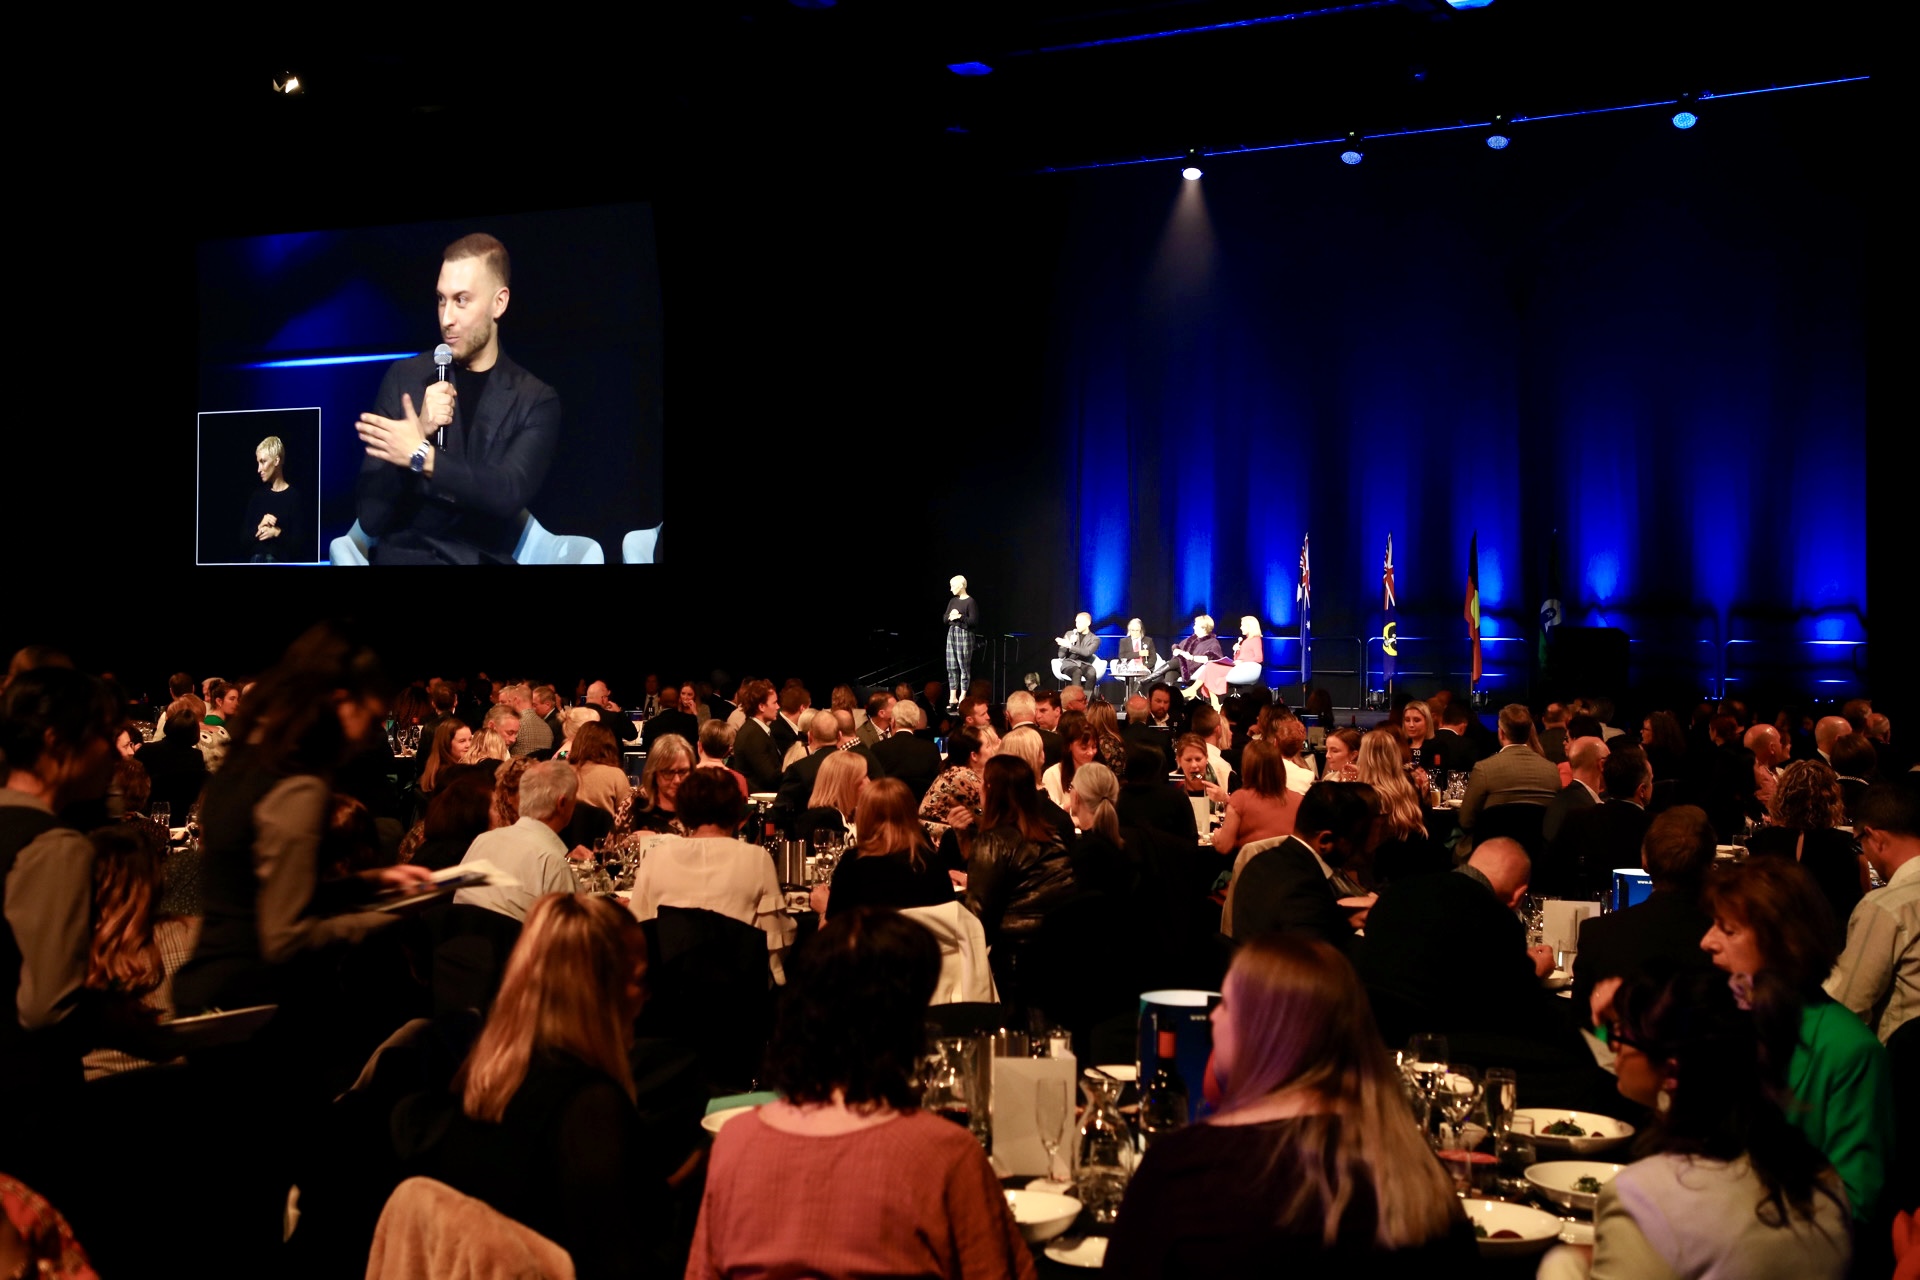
[1022,1178,1077,1196]
[1526,1160,1627,1213]
[1515,1108,1634,1155]
[1463,1199,1562,1256]
[700,1105,756,1135]
[1043,1236,1109,1268]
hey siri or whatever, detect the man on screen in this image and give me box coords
[354,233,560,564]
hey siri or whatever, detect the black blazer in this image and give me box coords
[730,719,784,794]
[357,350,561,564]
[1123,723,1172,769]
[1058,630,1101,662]
[1570,888,1714,1018]
[641,710,699,754]
[1229,837,1352,950]
[1553,800,1652,899]
[872,733,943,799]
[769,717,802,759]
[775,748,833,814]
[593,706,638,744]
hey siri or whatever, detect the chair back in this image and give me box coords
[1473,803,1547,860]
[637,906,772,1090]
[899,901,999,1004]
[621,524,662,564]
[513,512,606,565]
[1219,834,1289,938]
[429,904,524,1018]
[367,1177,574,1280]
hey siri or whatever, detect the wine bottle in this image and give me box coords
[1138,1016,1189,1148]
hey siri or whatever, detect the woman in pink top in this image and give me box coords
[1187,616,1264,703]
[1212,740,1299,858]
[684,909,1034,1280]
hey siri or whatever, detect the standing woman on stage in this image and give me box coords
[942,575,977,712]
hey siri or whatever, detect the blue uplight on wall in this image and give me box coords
[1672,111,1698,129]
[947,62,993,76]
[1586,551,1621,601]
[242,351,421,369]
[1479,545,1505,606]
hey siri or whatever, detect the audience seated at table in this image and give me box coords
[567,721,632,817]
[1699,856,1892,1223]
[872,699,942,799]
[406,766,498,871]
[1552,745,1656,899]
[452,761,581,922]
[618,733,694,839]
[920,729,987,857]
[962,755,1073,1006]
[1542,733,1605,848]
[996,725,1075,847]
[1352,728,1440,884]
[415,718,471,806]
[1039,710,1097,810]
[1747,758,1866,951]
[1570,804,1717,1020]
[134,702,208,818]
[1210,739,1293,857]
[775,709,843,815]
[1829,733,1877,824]
[1536,965,1852,1280]
[820,778,955,920]
[1398,699,1445,777]
[694,718,751,800]
[625,767,794,979]
[684,908,1034,1280]
[109,724,151,819]
[1106,933,1474,1278]
[1223,781,1374,948]
[1456,704,1561,837]
[1085,699,1131,773]
[796,749,867,847]
[392,893,683,1280]
[1824,778,1920,1043]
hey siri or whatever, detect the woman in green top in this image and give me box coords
[1700,856,1891,1223]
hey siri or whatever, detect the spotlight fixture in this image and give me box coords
[946,61,993,76]
[1180,149,1203,181]
[1671,93,1699,129]
[1485,115,1511,149]
[1339,132,1364,165]
[272,71,304,94]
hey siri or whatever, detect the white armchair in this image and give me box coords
[328,511,604,565]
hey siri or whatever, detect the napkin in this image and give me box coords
[1542,899,1599,954]
[989,1057,1078,1178]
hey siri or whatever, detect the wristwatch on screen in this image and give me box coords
[409,442,430,474]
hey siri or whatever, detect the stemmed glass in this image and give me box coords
[150,803,171,836]
[1434,1066,1484,1193]
[1036,1078,1072,1186]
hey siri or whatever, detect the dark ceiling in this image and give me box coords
[181,1,1876,179]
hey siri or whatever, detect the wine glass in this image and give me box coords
[1036,1078,1072,1186]
[1495,1115,1538,1198]
[150,803,171,835]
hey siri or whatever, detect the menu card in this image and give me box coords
[989,1056,1079,1178]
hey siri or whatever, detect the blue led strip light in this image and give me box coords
[240,352,422,369]
[1010,2,1399,55]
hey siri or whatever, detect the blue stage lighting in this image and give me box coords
[1181,149,1203,180]
[1444,0,1495,8]
[947,61,993,76]
[1672,110,1697,129]
[242,352,421,369]
[1486,115,1511,149]
[1339,132,1364,165]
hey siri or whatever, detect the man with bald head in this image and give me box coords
[1542,735,1608,868]
[1357,839,1593,1095]
[1743,723,1786,816]
[1814,715,1853,766]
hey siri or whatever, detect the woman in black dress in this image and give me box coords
[244,435,310,563]
[1107,934,1474,1278]
[1747,759,1865,951]
[822,779,953,920]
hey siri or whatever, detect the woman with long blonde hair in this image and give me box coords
[1354,729,1439,883]
[798,749,868,849]
[465,725,510,766]
[394,893,672,1278]
[1106,934,1471,1275]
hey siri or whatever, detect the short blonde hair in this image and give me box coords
[1194,614,1216,634]
[999,726,1045,778]
[1240,615,1261,634]
[256,436,285,463]
[808,750,868,817]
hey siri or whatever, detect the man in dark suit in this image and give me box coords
[874,700,943,799]
[1457,705,1562,836]
[1356,840,1604,1108]
[641,682,699,754]
[1056,613,1101,691]
[1005,691,1063,771]
[770,686,809,761]
[729,679,784,794]
[1537,703,1570,765]
[355,233,561,565]
[1122,695,1172,770]
[776,713,843,813]
[1570,805,1718,1020]
[1536,736,1606,897]
[585,679,638,744]
[1555,747,1655,900]
[532,685,566,752]
[857,692,893,749]
[1228,781,1376,948]
[1116,745,1198,845]
[1831,734,1878,824]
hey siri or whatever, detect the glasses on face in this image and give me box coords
[661,766,692,779]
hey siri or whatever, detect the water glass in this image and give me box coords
[1036,1078,1073,1184]
[1494,1115,1538,1198]
[1483,1068,1517,1137]
[150,803,171,833]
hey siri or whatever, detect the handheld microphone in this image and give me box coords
[434,344,452,381]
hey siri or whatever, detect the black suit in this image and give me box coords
[1122,723,1172,770]
[1535,781,1599,895]
[1229,837,1353,950]
[873,733,943,800]
[770,716,802,760]
[641,710,699,754]
[1569,888,1713,1020]
[1553,800,1652,900]
[591,705,638,744]
[730,718,784,794]
[135,737,209,817]
[776,748,834,814]
[357,350,561,565]
[1057,629,1101,690]
[1010,723,1064,772]
[1117,779,1199,845]
[847,741,887,782]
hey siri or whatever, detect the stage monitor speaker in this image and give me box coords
[1546,626,1630,697]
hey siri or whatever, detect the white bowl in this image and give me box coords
[1526,1160,1627,1212]
[1044,1235,1109,1268]
[699,1105,755,1135]
[1464,1199,1563,1256]
[1515,1107,1635,1155]
[1004,1189,1081,1244]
